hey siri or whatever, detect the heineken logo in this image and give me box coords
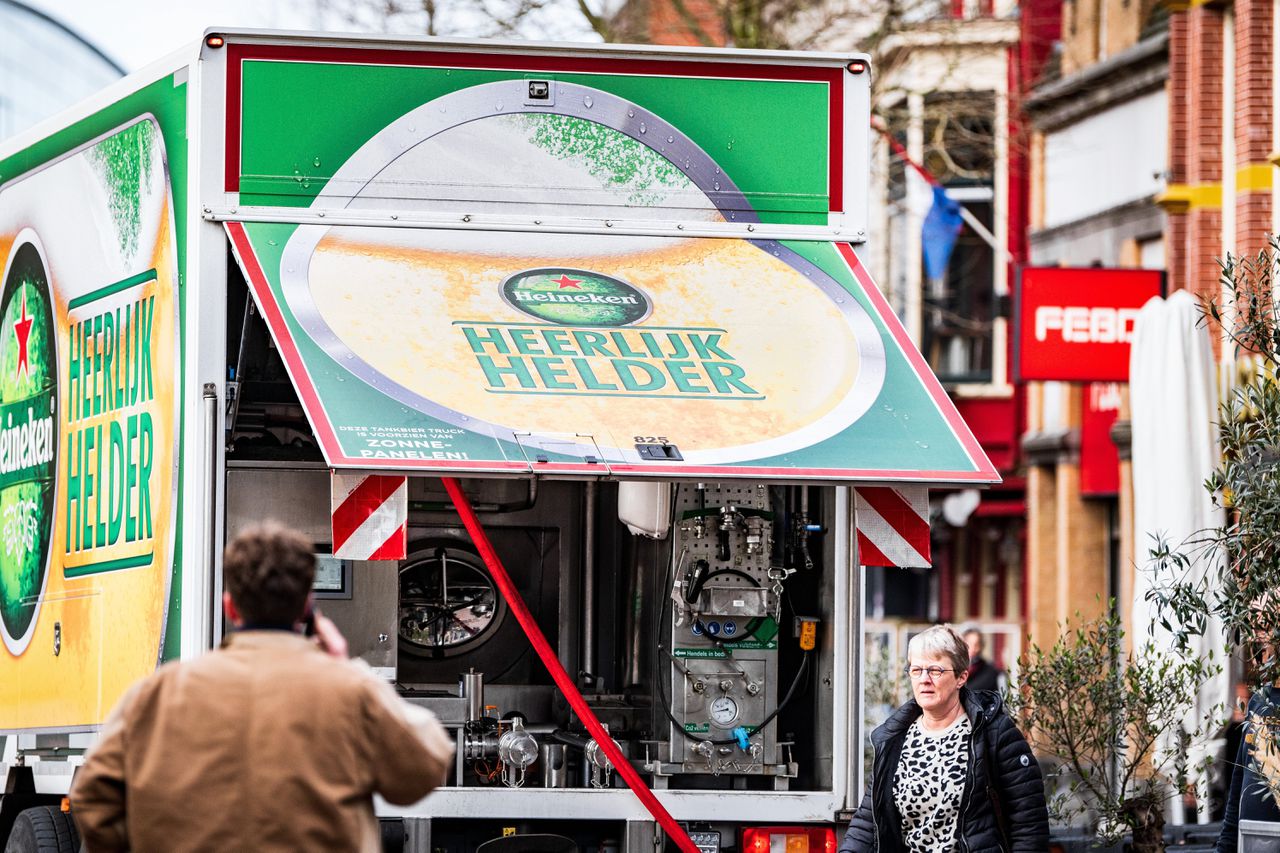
[0,236,58,654]
[501,268,651,327]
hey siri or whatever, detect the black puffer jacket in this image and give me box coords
[840,688,1049,853]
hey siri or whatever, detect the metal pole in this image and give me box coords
[582,481,597,684]
[847,487,865,809]
[201,383,220,651]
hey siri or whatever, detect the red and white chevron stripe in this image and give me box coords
[331,473,408,560]
[855,486,931,568]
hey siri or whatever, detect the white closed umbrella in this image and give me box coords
[1130,289,1228,823]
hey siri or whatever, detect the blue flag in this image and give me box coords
[922,185,964,280]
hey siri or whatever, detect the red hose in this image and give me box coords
[442,477,698,853]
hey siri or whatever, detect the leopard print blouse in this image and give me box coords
[892,715,972,852]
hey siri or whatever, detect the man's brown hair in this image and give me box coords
[223,522,316,626]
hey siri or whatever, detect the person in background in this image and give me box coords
[1216,613,1280,853]
[1211,683,1253,822]
[840,624,1048,853]
[71,522,455,853]
[963,627,1007,693]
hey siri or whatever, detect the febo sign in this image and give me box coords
[1015,267,1164,382]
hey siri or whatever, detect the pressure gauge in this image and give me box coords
[709,695,739,727]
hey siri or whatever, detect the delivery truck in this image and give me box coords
[0,28,997,852]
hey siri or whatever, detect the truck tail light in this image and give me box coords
[741,826,838,853]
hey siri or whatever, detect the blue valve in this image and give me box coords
[732,726,751,751]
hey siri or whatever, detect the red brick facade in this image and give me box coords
[1167,0,1273,301]
[1235,0,1274,256]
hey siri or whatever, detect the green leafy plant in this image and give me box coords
[1011,610,1221,853]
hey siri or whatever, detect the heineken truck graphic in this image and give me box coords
[0,237,58,655]
[0,110,180,734]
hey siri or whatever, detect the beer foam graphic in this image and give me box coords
[307,233,860,454]
[342,112,722,222]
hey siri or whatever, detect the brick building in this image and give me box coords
[1159,0,1272,295]
[1022,0,1168,651]
[1023,0,1275,659]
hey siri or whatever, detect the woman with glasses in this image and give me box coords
[839,624,1048,853]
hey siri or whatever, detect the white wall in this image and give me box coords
[1043,89,1167,228]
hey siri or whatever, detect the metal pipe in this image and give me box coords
[462,669,484,722]
[625,541,648,687]
[582,481,598,683]
[201,383,219,651]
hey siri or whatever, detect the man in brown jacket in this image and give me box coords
[71,522,455,852]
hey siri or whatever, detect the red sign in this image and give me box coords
[1015,267,1163,382]
[1081,382,1122,496]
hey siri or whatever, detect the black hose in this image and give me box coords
[552,729,590,749]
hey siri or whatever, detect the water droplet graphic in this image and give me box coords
[666,135,674,143]
[495,102,503,111]
[584,96,593,108]
[627,109,635,118]
[313,157,321,167]
[267,239,277,246]
[727,140,734,150]
[714,168,721,175]
[407,125,415,132]
[714,182,721,191]
[639,122,647,134]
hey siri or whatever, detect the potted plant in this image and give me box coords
[1012,610,1219,853]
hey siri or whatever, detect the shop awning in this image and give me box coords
[227,220,997,484]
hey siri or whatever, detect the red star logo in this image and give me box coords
[13,293,32,379]
[552,274,582,289]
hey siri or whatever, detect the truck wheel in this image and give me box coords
[4,805,80,853]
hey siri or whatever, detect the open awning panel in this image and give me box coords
[227,220,997,484]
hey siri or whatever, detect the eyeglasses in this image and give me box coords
[906,665,958,680]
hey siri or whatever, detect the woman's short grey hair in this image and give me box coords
[907,625,970,674]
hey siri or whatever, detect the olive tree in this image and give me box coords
[1010,611,1220,853]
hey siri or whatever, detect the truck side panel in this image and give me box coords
[0,71,188,732]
